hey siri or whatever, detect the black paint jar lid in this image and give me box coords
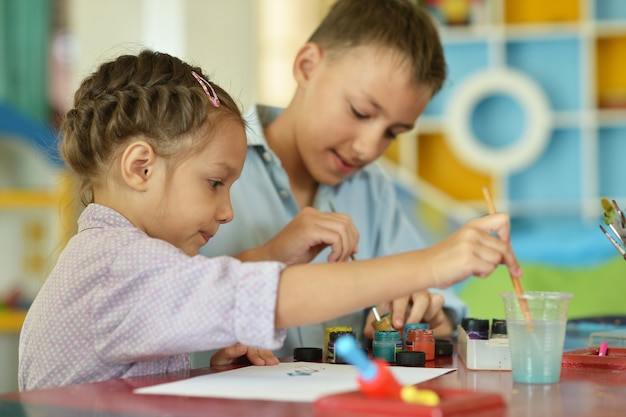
[395,350,426,367]
[491,319,508,335]
[461,317,490,332]
[435,339,453,356]
[293,347,323,362]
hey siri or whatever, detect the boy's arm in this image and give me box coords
[362,290,457,340]
[233,207,359,265]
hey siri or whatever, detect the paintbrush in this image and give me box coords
[482,186,533,326]
[599,198,626,260]
[328,200,356,261]
[599,225,626,260]
[601,197,626,245]
[612,199,626,229]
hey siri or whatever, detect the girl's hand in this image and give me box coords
[426,213,522,289]
[210,343,279,366]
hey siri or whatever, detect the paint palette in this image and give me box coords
[561,347,626,370]
[314,388,506,416]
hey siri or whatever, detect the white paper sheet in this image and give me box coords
[135,362,455,402]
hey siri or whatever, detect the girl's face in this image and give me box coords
[145,118,247,256]
[294,45,433,186]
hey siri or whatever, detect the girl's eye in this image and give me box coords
[209,180,223,189]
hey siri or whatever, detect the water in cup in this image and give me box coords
[501,291,572,384]
[507,319,567,383]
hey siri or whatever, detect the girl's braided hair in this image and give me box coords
[61,50,243,205]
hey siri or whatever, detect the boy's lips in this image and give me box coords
[332,151,355,174]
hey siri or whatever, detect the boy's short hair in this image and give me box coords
[308,0,446,95]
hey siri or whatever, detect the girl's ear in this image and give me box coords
[293,42,323,86]
[120,140,156,191]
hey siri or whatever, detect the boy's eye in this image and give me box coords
[351,107,368,119]
[385,129,398,140]
[352,106,400,139]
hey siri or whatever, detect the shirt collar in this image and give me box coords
[244,104,282,148]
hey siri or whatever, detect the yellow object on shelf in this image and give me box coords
[504,0,580,24]
[0,190,61,208]
[0,310,27,333]
[596,36,626,109]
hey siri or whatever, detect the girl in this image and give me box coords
[19,50,520,391]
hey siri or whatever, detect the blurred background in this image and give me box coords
[2,0,626,392]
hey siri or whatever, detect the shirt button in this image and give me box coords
[279,190,289,199]
[263,152,272,162]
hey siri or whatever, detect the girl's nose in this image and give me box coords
[216,198,234,224]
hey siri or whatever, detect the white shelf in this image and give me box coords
[405,0,626,228]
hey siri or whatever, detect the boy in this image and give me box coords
[199,0,467,365]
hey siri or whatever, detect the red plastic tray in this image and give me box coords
[562,347,626,370]
[314,388,506,416]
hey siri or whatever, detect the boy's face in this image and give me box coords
[294,45,433,186]
[147,119,247,256]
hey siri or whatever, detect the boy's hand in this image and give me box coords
[363,291,449,339]
[253,207,359,265]
[210,343,280,366]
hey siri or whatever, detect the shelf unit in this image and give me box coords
[0,167,71,395]
[0,184,73,307]
[385,0,626,233]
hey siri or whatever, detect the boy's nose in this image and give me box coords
[351,132,384,163]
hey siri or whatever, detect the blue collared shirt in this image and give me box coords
[196,104,467,361]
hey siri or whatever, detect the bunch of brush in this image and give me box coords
[599,197,626,260]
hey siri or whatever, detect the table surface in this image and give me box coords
[1,350,625,417]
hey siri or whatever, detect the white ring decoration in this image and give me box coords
[444,68,552,175]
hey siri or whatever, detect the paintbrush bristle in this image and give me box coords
[602,197,616,226]
[613,199,626,228]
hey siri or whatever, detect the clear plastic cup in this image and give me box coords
[501,291,573,384]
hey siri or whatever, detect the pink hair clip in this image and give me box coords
[191,71,220,107]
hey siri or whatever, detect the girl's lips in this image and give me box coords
[200,232,212,244]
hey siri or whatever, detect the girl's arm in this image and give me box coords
[274,213,521,328]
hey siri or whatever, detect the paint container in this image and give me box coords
[327,330,356,364]
[406,328,435,361]
[372,330,402,363]
[490,319,508,339]
[325,326,352,362]
[395,350,426,367]
[403,323,429,349]
[371,312,394,331]
[293,347,323,362]
[461,318,490,340]
[435,339,453,357]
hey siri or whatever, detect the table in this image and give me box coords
[1,351,625,417]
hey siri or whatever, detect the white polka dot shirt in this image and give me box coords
[18,204,286,390]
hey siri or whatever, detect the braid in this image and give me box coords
[60,50,242,205]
